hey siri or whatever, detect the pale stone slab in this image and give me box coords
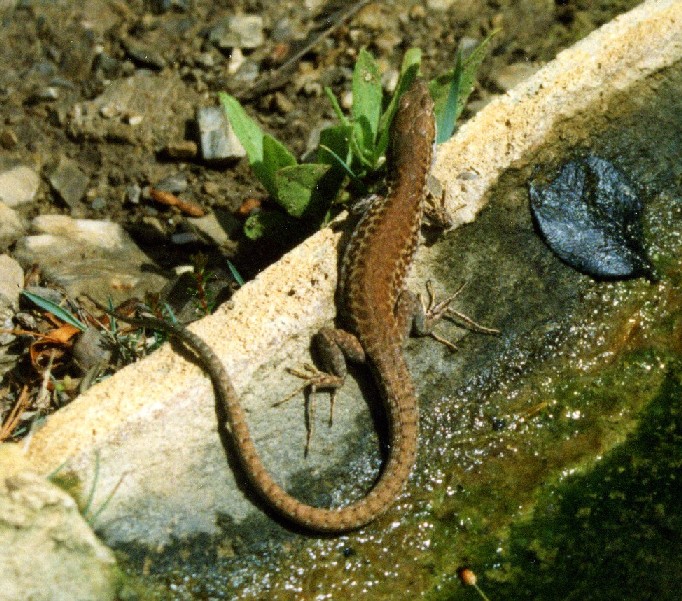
[0,445,120,601]
[14,215,168,305]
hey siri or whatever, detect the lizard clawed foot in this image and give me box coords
[274,364,344,457]
[418,281,500,351]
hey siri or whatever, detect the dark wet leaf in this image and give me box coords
[529,155,651,279]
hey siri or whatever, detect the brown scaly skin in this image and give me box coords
[112,78,436,533]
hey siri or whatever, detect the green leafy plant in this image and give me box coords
[322,47,421,177]
[431,32,497,144]
[220,36,495,240]
[219,92,334,239]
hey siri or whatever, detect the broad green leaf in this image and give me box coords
[351,48,382,151]
[218,92,264,164]
[243,210,296,240]
[317,124,351,168]
[274,163,331,217]
[21,290,86,331]
[352,115,377,165]
[376,48,422,157]
[261,134,297,197]
[219,92,297,197]
[317,124,355,195]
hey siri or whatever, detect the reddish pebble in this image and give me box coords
[458,567,477,586]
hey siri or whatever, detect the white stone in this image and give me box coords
[208,15,264,50]
[197,106,246,161]
[0,202,26,248]
[0,254,23,309]
[0,445,120,601]
[0,166,40,207]
[14,215,168,305]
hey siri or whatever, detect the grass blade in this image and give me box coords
[22,290,87,332]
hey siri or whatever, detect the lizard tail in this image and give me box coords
[158,317,417,532]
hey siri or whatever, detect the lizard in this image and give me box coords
[111,77,474,533]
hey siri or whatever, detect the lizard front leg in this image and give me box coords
[395,283,499,352]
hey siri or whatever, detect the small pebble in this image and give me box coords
[25,87,59,105]
[197,106,246,161]
[234,59,260,84]
[100,103,122,119]
[354,3,386,29]
[0,254,23,314]
[72,326,112,373]
[374,31,401,55]
[125,114,144,126]
[93,52,122,79]
[227,47,245,75]
[156,173,188,194]
[164,141,198,160]
[202,181,219,196]
[0,129,18,149]
[271,17,293,43]
[0,203,25,248]
[91,197,106,210]
[208,15,264,50]
[126,184,142,204]
[123,40,166,70]
[0,166,40,207]
[48,157,89,209]
[273,91,294,114]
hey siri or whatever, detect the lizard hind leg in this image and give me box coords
[279,326,366,456]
